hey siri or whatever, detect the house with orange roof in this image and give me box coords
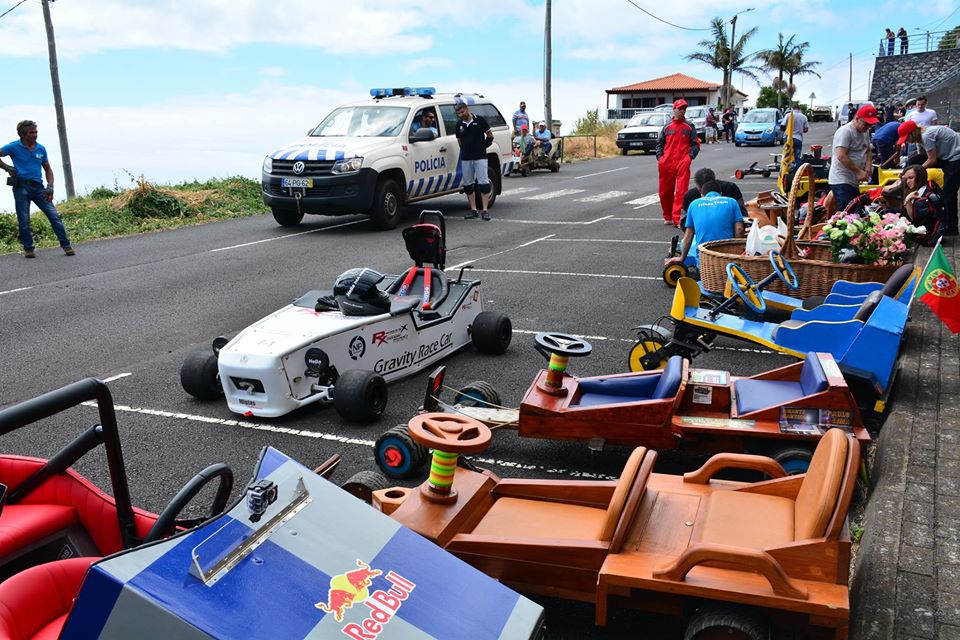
[605,73,747,121]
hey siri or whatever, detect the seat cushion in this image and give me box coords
[0,505,78,561]
[698,491,795,549]
[799,353,829,396]
[880,263,915,298]
[734,379,805,415]
[471,498,607,540]
[575,375,660,407]
[0,557,96,640]
[795,429,848,539]
[652,356,684,399]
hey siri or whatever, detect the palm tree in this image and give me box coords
[784,41,821,102]
[755,33,797,109]
[686,17,760,107]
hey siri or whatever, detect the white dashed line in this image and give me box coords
[575,190,633,203]
[0,287,31,296]
[512,329,780,355]
[545,238,664,244]
[210,219,366,252]
[445,235,554,271]
[521,189,586,200]
[101,373,133,382]
[573,167,629,180]
[624,194,660,207]
[467,268,660,281]
[499,187,540,197]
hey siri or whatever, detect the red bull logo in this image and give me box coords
[315,560,416,639]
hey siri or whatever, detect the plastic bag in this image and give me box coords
[745,223,784,256]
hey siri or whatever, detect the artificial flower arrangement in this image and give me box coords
[820,209,925,265]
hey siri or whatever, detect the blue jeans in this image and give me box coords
[13,181,71,250]
[829,183,860,211]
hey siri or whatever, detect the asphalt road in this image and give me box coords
[0,123,839,639]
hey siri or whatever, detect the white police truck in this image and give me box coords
[261,87,516,230]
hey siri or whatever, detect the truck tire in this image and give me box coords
[486,159,500,209]
[272,207,304,227]
[369,178,402,230]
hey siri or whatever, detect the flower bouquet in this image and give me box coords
[820,209,925,265]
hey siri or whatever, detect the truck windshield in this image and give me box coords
[310,106,410,137]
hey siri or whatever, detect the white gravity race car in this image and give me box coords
[180,211,512,422]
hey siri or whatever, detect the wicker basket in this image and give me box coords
[698,164,914,297]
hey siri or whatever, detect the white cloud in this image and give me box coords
[259,67,287,78]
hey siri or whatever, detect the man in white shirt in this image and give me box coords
[906,95,938,127]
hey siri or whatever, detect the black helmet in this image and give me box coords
[333,268,390,316]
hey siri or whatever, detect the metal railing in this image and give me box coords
[877,29,960,56]
[606,107,660,121]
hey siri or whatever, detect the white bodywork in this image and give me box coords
[217,279,484,417]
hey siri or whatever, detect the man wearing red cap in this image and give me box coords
[656,99,700,226]
[827,104,877,210]
[898,119,960,235]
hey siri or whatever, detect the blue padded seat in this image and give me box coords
[735,353,828,415]
[575,356,684,407]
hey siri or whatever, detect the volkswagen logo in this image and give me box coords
[292,161,306,175]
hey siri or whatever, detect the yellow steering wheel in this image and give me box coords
[726,263,766,315]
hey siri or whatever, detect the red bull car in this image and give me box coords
[0,380,545,639]
[180,211,512,423]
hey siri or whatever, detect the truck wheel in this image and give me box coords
[334,370,388,423]
[486,159,500,209]
[375,425,429,479]
[621,148,628,156]
[341,470,391,504]
[684,605,768,640]
[454,381,502,408]
[271,207,304,227]
[369,178,402,230]
[471,311,512,354]
[180,350,222,400]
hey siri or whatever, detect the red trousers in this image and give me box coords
[658,159,691,225]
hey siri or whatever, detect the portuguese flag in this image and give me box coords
[915,243,960,333]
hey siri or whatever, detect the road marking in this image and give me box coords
[210,219,366,252]
[79,401,615,479]
[609,217,671,221]
[0,286,31,296]
[446,234,554,271]
[625,194,659,207]
[101,372,133,382]
[521,188,586,200]
[545,238,664,244]
[573,167,629,180]
[513,329,780,355]
[499,187,539,197]
[575,190,632,203]
[468,268,660,281]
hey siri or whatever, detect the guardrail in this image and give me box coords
[562,135,598,157]
[877,29,960,56]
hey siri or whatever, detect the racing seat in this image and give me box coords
[802,262,916,309]
[385,215,450,310]
[0,557,96,640]
[772,290,882,339]
[733,352,828,415]
[574,356,684,407]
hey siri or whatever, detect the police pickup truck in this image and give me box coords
[262,87,516,229]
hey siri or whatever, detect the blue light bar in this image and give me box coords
[403,87,436,96]
[370,88,390,98]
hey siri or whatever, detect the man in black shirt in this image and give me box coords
[679,167,747,230]
[455,101,494,220]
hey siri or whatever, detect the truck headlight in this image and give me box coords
[262,156,273,173]
[331,157,363,174]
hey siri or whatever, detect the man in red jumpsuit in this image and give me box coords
[656,99,700,226]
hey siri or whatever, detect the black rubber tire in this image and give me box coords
[549,161,560,172]
[180,350,222,400]
[375,425,429,480]
[454,381,502,408]
[663,262,688,287]
[471,311,512,354]
[521,165,530,177]
[621,147,628,156]
[369,178,402,230]
[735,142,742,147]
[772,446,814,475]
[627,324,673,372]
[271,207,304,227]
[485,160,501,209]
[762,170,771,178]
[684,605,769,640]
[334,370,388,423]
[341,470,391,504]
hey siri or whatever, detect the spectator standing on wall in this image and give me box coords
[886,29,896,56]
[898,27,908,54]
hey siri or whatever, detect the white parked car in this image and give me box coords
[616,112,670,155]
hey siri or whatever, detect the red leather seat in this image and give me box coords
[0,557,96,640]
[0,505,78,560]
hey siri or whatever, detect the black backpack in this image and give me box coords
[912,182,945,247]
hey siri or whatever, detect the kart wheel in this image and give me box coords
[684,604,768,640]
[375,425,429,480]
[370,178,402,230]
[549,161,560,172]
[454,381,501,408]
[341,470,391,504]
[628,338,668,372]
[521,165,530,177]
[762,170,771,178]
[734,169,744,180]
[180,350,222,400]
[663,262,688,287]
[471,311,512,354]
[772,446,814,475]
[271,207,304,227]
[334,370,388,423]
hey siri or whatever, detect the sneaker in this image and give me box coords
[464,211,479,220]
[24,249,35,259]
[481,211,491,221]
[663,220,672,225]
[63,246,75,256]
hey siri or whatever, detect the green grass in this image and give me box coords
[0,175,268,254]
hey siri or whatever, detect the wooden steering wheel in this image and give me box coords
[407,413,492,454]
[726,263,767,315]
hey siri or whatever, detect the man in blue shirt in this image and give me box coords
[0,120,74,258]
[667,180,744,268]
[533,121,552,156]
[872,120,902,167]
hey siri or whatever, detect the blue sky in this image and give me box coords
[2,0,958,212]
